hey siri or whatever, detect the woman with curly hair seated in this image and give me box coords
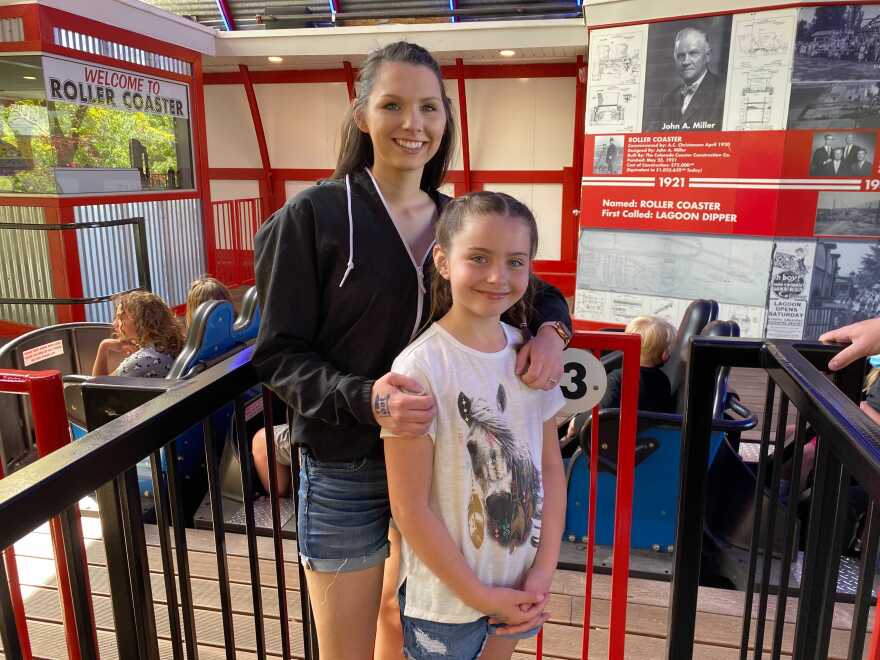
[92,291,185,378]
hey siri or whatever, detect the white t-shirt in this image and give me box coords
[383,322,565,624]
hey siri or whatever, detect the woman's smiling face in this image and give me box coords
[355,61,447,175]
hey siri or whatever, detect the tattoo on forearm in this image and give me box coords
[373,393,391,417]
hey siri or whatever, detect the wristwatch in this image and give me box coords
[542,321,572,348]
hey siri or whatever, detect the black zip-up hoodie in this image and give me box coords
[253,169,571,462]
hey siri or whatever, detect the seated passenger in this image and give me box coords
[562,315,676,445]
[92,291,184,378]
[600,315,676,413]
[860,361,880,426]
[185,276,232,329]
[252,424,292,497]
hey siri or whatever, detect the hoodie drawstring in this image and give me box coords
[339,173,355,287]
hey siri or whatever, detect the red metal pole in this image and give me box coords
[581,353,601,659]
[608,335,639,658]
[239,64,274,203]
[455,58,472,193]
[868,605,880,659]
[567,54,587,263]
[214,0,237,30]
[0,451,32,660]
[28,371,98,660]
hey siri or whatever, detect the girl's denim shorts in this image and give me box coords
[398,582,540,659]
[296,448,391,572]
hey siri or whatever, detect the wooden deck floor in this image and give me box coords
[0,512,872,659]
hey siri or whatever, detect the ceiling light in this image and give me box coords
[22,75,36,80]
[500,50,516,57]
[268,56,283,63]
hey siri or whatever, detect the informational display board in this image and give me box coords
[578,5,880,338]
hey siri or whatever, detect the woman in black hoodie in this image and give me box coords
[253,41,572,658]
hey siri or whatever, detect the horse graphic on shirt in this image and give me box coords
[458,385,541,552]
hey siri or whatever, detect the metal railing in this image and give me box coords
[211,198,263,289]
[667,337,880,660]
[0,329,643,659]
[0,346,301,659]
[0,369,96,660]
[0,216,152,324]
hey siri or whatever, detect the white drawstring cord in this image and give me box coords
[339,174,355,287]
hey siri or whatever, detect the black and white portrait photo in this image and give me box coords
[642,16,732,132]
[592,135,624,175]
[808,130,877,176]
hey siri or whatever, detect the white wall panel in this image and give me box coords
[204,85,262,169]
[256,83,350,169]
[466,78,575,170]
[285,180,316,201]
[481,183,562,261]
[210,179,261,201]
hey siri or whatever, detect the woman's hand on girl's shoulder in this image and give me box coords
[372,372,436,436]
[516,326,565,391]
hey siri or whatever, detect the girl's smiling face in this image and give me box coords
[435,213,532,321]
[355,61,447,176]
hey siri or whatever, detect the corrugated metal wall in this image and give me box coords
[75,198,205,322]
[0,205,56,328]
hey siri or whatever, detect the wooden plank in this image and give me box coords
[553,569,864,631]
[0,618,273,659]
[7,516,872,659]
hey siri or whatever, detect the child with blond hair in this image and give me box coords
[599,315,676,413]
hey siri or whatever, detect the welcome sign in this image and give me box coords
[42,55,189,119]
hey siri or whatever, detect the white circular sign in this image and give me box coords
[558,348,608,416]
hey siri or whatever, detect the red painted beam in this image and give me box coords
[442,63,577,80]
[239,65,274,211]
[204,69,348,85]
[565,53,587,263]
[455,58,472,194]
[215,0,237,31]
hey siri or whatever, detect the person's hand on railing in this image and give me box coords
[820,317,880,371]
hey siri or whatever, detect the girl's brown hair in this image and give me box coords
[185,276,232,328]
[332,41,456,191]
[430,191,539,329]
[115,291,185,357]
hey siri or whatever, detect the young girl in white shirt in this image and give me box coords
[382,191,566,659]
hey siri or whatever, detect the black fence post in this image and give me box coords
[666,339,719,659]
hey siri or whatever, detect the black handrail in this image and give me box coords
[667,337,876,660]
[0,344,309,659]
[0,349,253,548]
[0,216,152,305]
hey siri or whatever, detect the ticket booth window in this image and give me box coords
[0,54,194,195]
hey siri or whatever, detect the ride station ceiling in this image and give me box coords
[139,0,585,31]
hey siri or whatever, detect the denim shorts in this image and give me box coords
[398,583,540,659]
[296,448,391,572]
